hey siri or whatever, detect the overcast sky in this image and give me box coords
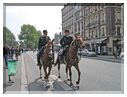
[6,6,64,41]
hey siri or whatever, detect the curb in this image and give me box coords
[21,54,29,94]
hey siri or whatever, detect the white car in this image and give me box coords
[81,49,96,57]
[119,52,124,61]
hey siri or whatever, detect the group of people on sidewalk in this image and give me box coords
[3,43,21,69]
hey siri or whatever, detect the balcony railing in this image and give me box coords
[89,21,99,27]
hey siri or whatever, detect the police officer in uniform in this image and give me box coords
[59,30,73,63]
[37,30,51,66]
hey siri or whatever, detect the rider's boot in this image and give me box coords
[37,55,40,66]
[60,55,64,63]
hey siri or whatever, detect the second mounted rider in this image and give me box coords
[59,30,73,63]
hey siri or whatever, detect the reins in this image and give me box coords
[66,39,82,61]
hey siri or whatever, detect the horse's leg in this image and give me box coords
[74,64,81,85]
[39,64,42,79]
[65,65,69,81]
[43,66,48,80]
[69,66,73,86]
[48,65,52,79]
[58,56,61,78]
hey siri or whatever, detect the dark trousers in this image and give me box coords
[4,54,9,67]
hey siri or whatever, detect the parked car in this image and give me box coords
[78,50,82,55]
[119,52,124,61]
[81,49,96,57]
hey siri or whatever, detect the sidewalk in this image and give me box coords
[3,53,27,94]
[97,55,120,59]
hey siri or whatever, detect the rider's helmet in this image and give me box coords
[43,30,47,33]
[65,30,69,33]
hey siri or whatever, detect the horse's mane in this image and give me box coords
[70,38,76,46]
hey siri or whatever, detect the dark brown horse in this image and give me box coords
[56,34,85,86]
[39,39,54,81]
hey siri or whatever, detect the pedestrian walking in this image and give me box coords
[15,46,19,61]
[3,43,10,69]
[114,48,119,58]
[9,46,11,59]
[10,47,15,59]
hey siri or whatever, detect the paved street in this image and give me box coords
[4,51,124,94]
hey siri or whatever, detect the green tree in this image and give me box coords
[3,27,18,47]
[18,24,42,49]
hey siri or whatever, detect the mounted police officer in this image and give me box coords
[59,30,73,63]
[36,30,51,66]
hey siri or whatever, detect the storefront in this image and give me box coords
[89,38,108,55]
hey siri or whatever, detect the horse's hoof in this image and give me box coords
[76,81,79,85]
[70,83,73,86]
[67,78,70,81]
[58,76,61,78]
[40,77,42,79]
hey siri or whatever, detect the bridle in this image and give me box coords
[43,43,54,64]
[67,38,83,61]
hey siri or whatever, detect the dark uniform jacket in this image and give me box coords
[60,35,73,48]
[3,46,10,56]
[38,35,51,50]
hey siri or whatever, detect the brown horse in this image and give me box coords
[56,34,85,86]
[39,39,54,81]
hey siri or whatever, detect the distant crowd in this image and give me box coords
[3,43,28,69]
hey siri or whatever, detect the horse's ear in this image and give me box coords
[52,39,54,42]
[75,34,77,38]
[80,34,82,37]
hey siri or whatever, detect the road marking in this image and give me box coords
[21,54,29,94]
[50,75,73,91]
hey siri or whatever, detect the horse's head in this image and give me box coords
[72,34,86,49]
[46,39,54,58]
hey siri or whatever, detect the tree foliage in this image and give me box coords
[18,24,42,48]
[3,27,18,47]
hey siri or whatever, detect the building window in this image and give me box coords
[75,3,79,10]
[91,18,93,25]
[102,28,105,36]
[96,29,98,37]
[102,13,105,22]
[117,27,121,35]
[82,21,83,29]
[81,10,83,17]
[95,4,97,11]
[91,31,93,38]
[91,6,93,13]
[117,12,121,21]
[86,9,88,16]
[87,32,89,39]
[86,20,88,27]
[78,23,80,31]
[95,16,98,24]
[72,27,73,33]
[75,12,80,21]
[75,24,77,32]
[101,3,104,8]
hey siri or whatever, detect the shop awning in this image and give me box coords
[118,40,124,45]
[89,38,107,44]
[84,40,90,44]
